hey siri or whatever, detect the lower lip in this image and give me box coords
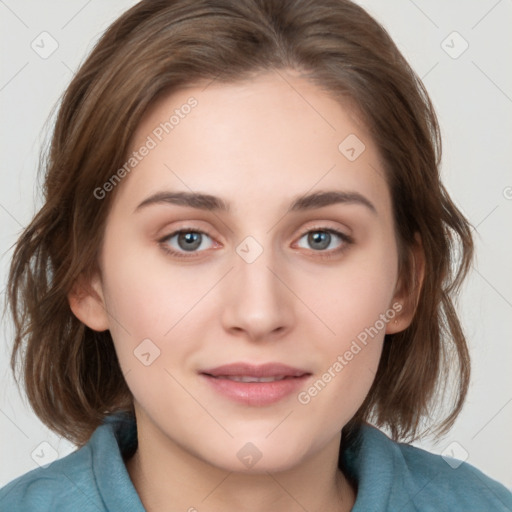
[200,374,311,406]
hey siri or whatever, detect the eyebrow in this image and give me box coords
[134,190,377,215]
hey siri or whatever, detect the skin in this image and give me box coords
[70,69,424,512]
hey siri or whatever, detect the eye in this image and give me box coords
[159,229,216,257]
[158,226,352,259]
[295,228,352,255]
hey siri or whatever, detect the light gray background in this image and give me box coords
[1,0,511,490]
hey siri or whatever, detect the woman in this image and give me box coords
[1,0,511,510]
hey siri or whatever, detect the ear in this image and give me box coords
[386,232,425,335]
[68,271,110,332]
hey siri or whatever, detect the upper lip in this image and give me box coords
[200,362,310,378]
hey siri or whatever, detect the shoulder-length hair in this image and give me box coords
[7,0,473,446]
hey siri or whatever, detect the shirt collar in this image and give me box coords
[93,412,402,511]
[92,412,145,511]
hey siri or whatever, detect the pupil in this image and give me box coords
[309,231,330,250]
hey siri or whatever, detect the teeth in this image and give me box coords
[218,375,288,383]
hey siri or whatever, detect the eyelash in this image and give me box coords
[158,226,353,260]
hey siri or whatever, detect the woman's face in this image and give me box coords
[85,70,407,472]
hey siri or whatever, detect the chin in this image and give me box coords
[196,436,311,474]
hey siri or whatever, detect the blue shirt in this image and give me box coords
[1,412,511,511]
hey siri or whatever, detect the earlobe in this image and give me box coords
[386,233,425,335]
[68,272,110,332]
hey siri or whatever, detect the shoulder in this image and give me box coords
[0,442,103,512]
[397,437,512,510]
[348,424,512,511]
[0,413,142,512]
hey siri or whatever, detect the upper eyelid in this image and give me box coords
[160,223,349,238]
[297,224,351,237]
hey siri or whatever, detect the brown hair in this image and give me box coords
[7,0,473,446]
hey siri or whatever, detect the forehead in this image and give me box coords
[112,70,391,218]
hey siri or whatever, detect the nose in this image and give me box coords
[220,241,295,343]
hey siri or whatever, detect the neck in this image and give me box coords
[125,417,356,512]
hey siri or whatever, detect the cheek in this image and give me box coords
[310,237,398,342]
[297,239,397,421]
[298,292,387,436]
[100,250,211,421]
[99,240,221,377]
[102,235,218,327]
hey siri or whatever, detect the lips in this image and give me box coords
[199,362,312,406]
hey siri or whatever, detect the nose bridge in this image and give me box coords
[237,237,278,296]
[221,234,293,340]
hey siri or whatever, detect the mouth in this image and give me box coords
[198,362,312,406]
